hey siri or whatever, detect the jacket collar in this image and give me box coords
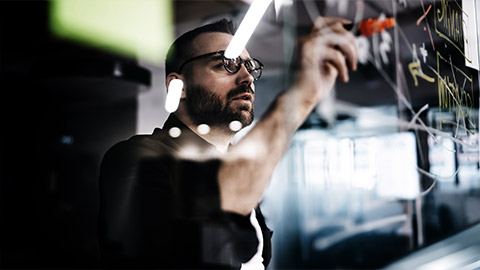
[154,114,221,158]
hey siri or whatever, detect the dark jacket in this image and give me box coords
[98,114,272,269]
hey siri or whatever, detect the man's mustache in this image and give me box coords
[226,84,254,100]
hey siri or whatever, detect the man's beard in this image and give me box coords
[184,83,254,128]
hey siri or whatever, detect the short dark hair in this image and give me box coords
[165,18,236,78]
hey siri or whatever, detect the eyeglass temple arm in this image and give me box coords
[177,51,224,73]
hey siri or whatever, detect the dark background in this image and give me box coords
[0,1,146,267]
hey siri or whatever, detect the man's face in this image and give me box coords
[183,32,255,129]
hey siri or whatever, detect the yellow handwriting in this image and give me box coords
[408,61,435,86]
[436,51,475,130]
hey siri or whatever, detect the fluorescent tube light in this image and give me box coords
[165,79,183,113]
[224,0,272,59]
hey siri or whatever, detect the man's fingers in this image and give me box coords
[314,16,352,30]
[323,46,349,82]
[324,20,351,33]
[349,40,358,71]
[324,61,339,80]
[315,32,357,72]
[312,20,346,36]
[324,23,358,70]
[310,19,359,72]
[299,16,359,84]
[332,33,358,71]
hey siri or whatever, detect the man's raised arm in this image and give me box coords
[219,17,359,215]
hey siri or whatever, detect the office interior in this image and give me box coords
[1,0,479,269]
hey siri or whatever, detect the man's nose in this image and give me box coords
[235,63,254,86]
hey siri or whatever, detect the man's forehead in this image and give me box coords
[193,32,250,58]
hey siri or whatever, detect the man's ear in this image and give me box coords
[166,73,186,99]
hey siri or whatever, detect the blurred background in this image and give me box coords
[1,0,479,269]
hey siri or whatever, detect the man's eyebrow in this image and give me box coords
[210,54,223,60]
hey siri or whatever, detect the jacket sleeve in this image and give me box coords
[97,140,267,269]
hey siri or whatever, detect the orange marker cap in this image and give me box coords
[358,17,395,37]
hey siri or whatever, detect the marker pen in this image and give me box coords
[345,17,395,36]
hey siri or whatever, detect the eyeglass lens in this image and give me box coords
[223,58,240,73]
[245,59,262,79]
[222,57,263,79]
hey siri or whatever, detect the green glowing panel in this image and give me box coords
[50,0,173,65]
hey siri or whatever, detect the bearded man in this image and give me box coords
[98,17,357,269]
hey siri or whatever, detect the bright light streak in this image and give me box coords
[224,0,273,59]
[165,79,183,113]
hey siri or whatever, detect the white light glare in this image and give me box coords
[197,124,210,135]
[165,79,183,113]
[229,120,243,131]
[224,0,273,59]
[168,127,181,138]
[274,0,293,19]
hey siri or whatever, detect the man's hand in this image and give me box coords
[292,17,358,105]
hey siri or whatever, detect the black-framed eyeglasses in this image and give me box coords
[177,50,264,80]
